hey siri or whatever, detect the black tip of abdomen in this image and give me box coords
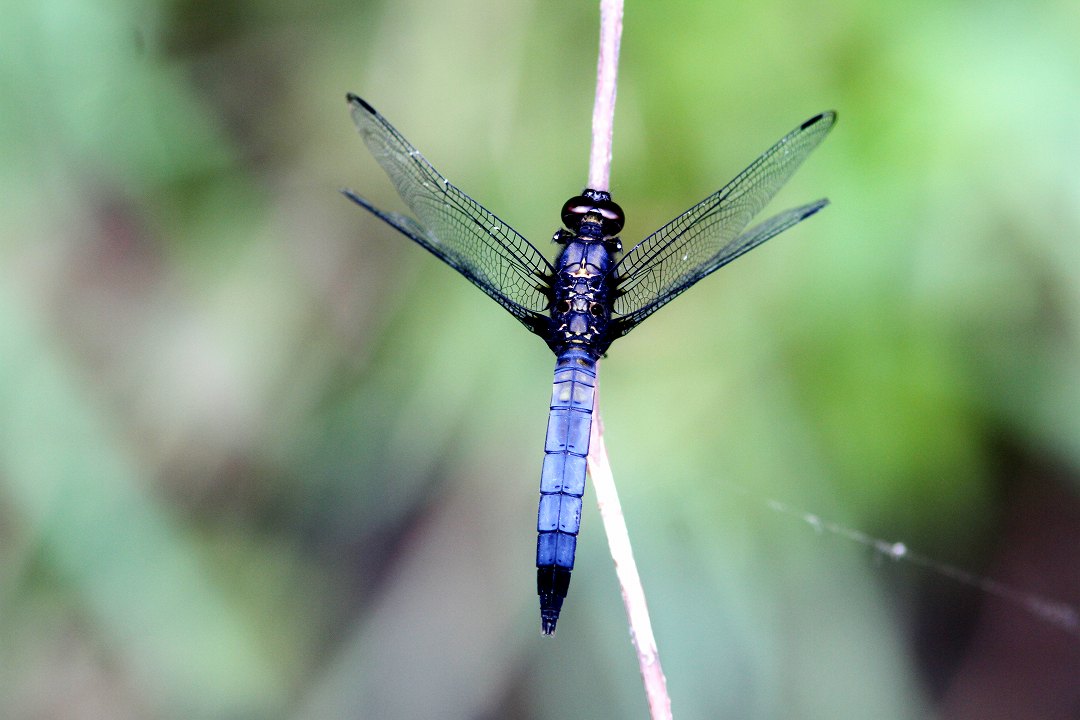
[538,567,573,635]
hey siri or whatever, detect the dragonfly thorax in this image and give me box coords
[548,228,619,357]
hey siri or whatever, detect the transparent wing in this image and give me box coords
[611,111,836,336]
[344,94,553,334]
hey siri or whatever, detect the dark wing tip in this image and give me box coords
[341,188,378,214]
[346,93,376,115]
[803,198,830,219]
[801,110,838,130]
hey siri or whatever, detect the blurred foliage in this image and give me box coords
[2,0,1079,718]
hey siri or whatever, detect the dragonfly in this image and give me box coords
[343,93,835,635]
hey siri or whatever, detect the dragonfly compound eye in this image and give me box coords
[560,196,594,230]
[560,195,625,237]
[592,199,624,237]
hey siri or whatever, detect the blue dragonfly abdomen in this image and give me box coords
[536,349,596,633]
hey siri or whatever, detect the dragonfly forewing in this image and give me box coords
[345,95,554,333]
[611,111,836,335]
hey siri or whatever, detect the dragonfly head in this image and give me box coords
[560,190,624,240]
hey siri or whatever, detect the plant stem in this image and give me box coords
[586,2,673,718]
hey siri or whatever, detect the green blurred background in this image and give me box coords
[2,0,1078,718]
